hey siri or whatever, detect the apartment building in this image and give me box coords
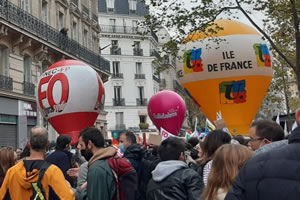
[0,0,110,147]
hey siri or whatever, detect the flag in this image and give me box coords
[185,131,191,140]
[161,127,176,140]
[112,145,123,157]
[276,114,280,125]
[205,118,215,134]
[284,121,288,137]
[292,121,298,131]
[112,138,119,147]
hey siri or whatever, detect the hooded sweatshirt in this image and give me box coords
[86,147,117,200]
[152,160,188,182]
[0,160,74,200]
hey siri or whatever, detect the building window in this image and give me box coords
[136,62,142,74]
[138,86,144,99]
[132,20,137,28]
[112,61,120,75]
[107,0,115,12]
[58,12,64,30]
[41,60,50,73]
[129,0,137,14]
[133,41,140,49]
[0,47,9,76]
[139,115,146,123]
[114,86,121,101]
[41,1,48,23]
[111,40,118,47]
[72,22,78,40]
[83,30,88,47]
[21,0,31,13]
[24,56,32,83]
[115,112,124,126]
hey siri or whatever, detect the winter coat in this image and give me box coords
[225,127,300,200]
[147,160,203,200]
[0,160,74,200]
[123,144,145,172]
[254,139,288,156]
[86,147,116,200]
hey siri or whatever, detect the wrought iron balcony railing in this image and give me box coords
[82,4,89,16]
[115,124,126,130]
[135,74,145,79]
[100,25,158,42]
[133,48,143,56]
[111,73,123,79]
[92,13,98,22]
[71,0,78,6]
[0,74,12,91]
[23,81,35,96]
[113,98,125,106]
[136,98,147,106]
[110,47,121,55]
[150,49,160,58]
[0,1,109,73]
[152,75,160,83]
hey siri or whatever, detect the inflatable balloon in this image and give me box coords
[37,60,105,144]
[177,20,273,135]
[148,90,186,136]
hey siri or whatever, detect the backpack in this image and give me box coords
[137,152,160,200]
[107,157,138,200]
[30,161,51,200]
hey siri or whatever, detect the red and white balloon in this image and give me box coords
[37,60,105,144]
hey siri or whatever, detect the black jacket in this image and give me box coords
[124,144,145,172]
[147,160,203,200]
[225,126,300,200]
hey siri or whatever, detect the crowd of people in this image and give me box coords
[0,109,300,200]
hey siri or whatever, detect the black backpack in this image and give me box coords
[30,161,51,200]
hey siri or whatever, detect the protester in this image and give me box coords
[77,127,117,200]
[60,27,69,37]
[147,137,203,200]
[187,137,200,147]
[196,130,231,186]
[248,120,286,154]
[119,131,145,171]
[19,143,30,160]
[225,109,300,200]
[0,147,17,187]
[46,135,74,186]
[0,126,74,200]
[203,144,253,200]
[232,135,249,146]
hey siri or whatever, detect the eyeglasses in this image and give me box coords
[249,137,264,142]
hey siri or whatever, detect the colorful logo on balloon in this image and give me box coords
[253,43,271,67]
[184,48,203,74]
[38,67,71,116]
[219,80,246,104]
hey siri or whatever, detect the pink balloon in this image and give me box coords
[148,90,186,136]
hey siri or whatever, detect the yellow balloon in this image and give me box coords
[177,20,273,135]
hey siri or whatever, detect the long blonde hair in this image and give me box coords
[203,144,253,200]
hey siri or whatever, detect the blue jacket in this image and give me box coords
[225,127,300,200]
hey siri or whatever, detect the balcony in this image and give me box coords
[113,98,125,106]
[0,75,12,91]
[99,25,158,42]
[135,74,145,79]
[136,98,147,106]
[23,82,35,96]
[153,75,160,83]
[111,73,123,79]
[92,13,98,22]
[133,48,143,56]
[150,49,160,58]
[115,124,126,130]
[110,47,121,55]
[0,1,110,73]
[82,4,89,16]
[71,0,78,6]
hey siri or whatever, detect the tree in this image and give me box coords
[143,0,300,92]
[185,96,206,131]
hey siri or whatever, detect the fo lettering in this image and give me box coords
[38,73,69,110]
